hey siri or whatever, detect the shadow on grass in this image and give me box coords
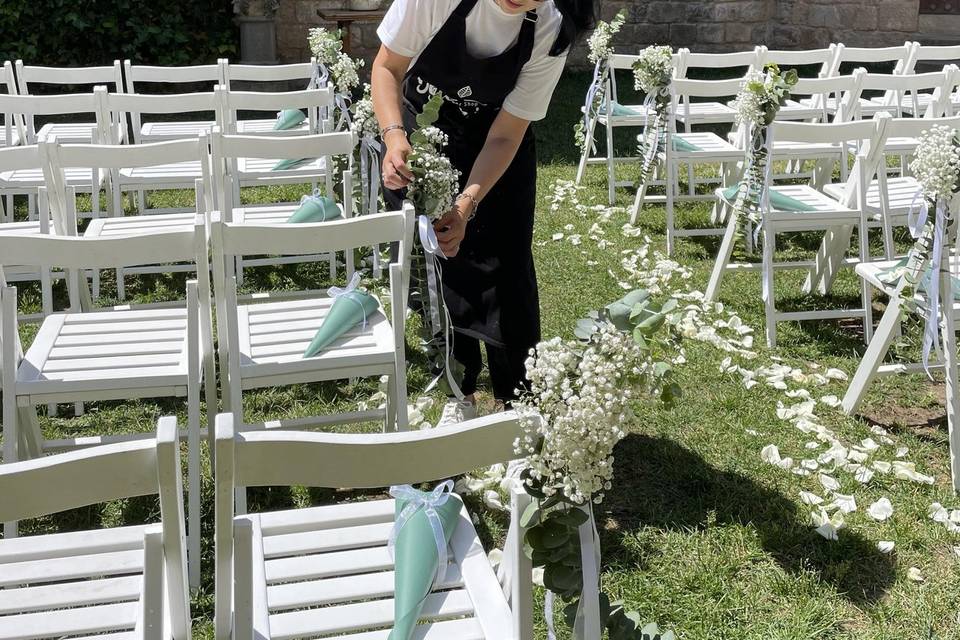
[601,433,896,605]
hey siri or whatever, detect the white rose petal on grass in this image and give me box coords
[895,447,909,458]
[907,567,925,583]
[820,395,842,408]
[532,567,545,587]
[867,498,894,521]
[892,461,935,485]
[856,438,881,453]
[800,491,824,505]
[787,389,811,399]
[551,232,564,241]
[953,545,960,558]
[832,494,858,514]
[805,441,821,450]
[873,461,892,474]
[825,368,848,381]
[854,467,875,484]
[877,541,895,554]
[761,444,784,465]
[819,473,841,492]
[930,503,950,523]
[811,509,845,541]
[482,490,505,512]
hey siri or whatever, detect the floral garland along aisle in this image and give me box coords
[574,12,626,153]
[728,64,798,233]
[307,27,364,130]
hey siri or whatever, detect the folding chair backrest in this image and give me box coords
[831,42,917,76]
[123,61,224,143]
[218,86,335,135]
[760,46,836,77]
[0,91,103,144]
[101,90,221,144]
[912,44,960,66]
[1,61,19,146]
[678,46,763,77]
[862,67,958,116]
[14,60,123,95]
[0,418,190,639]
[221,58,322,89]
[884,114,960,141]
[210,129,353,218]
[792,69,866,122]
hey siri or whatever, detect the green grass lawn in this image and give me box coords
[9,70,960,638]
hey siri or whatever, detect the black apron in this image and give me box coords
[384,0,541,350]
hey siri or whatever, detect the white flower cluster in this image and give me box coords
[308,27,365,94]
[409,145,460,220]
[587,11,626,65]
[732,70,766,128]
[515,324,648,504]
[909,124,960,201]
[350,85,379,139]
[633,45,673,95]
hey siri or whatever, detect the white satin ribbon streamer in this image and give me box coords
[583,61,604,153]
[360,136,382,216]
[327,271,369,330]
[334,93,352,131]
[417,215,465,400]
[388,480,456,589]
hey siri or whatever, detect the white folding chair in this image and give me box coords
[123,60,224,142]
[214,410,536,640]
[43,132,213,300]
[574,50,685,202]
[672,47,765,130]
[13,59,123,144]
[629,76,744,253]
[210,205,414,434]
[219,86,334,137]
[705,116,890,347]
[896,44,960,115]
[798,42,918,117]
[211,129,352,285]
[220,58,331,134]
[0,418,190,639]
[0,215,213,589]
[96,89,217,216]
[0,92,105,221]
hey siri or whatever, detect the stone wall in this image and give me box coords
[275,0,938,71]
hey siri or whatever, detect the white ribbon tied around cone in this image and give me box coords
[544,503,602,640]
[387,480,456,589]
[417,215,464,400]
[327,271,369,331]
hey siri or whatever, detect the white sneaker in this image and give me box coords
[436,399,477,428]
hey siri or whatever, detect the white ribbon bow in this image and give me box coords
[582,61,604,153]
[388,480,456,589]
[327,271,370,330]
[299,186,325,207]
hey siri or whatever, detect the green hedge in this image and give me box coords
[0,0,237,67]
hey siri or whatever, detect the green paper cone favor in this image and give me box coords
[272,157,315,171]
[388,482,463,640]
[287,189,342,223]
[273,109,307,131]
[721,185,815,212]
[303,273,380,357]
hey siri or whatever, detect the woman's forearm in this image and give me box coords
[371,47,407,134]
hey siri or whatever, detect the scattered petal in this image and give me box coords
[551,233,564,241]
[832,494,858,514]
[761,444,782,465]
[877,540,895,554]
[825,368,848,381]
[854,467,875,484]
[800,491,824,505]
[819,473,840,492]
[907,567,925,582]
[873,461,892,474]
[895,447,909,458]
[867,498,894,521]
[482,490,505,511]
[820,395,842,408]
[930,503,950,523]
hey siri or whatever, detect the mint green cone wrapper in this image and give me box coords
[722,185,815,212]
[274,109,307,131]
[272,157,314,171]
[388,485,463,640]
[287,192,342,223]
[303,289,379,357]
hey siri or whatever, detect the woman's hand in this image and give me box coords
[434,203,470,257]
[381,130,415,190]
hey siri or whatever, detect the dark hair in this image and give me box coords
[549,0,598,57]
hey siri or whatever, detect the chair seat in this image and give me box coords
[823,176,920,214]
[869,92,935,114]
[240,498,512,639]
[777,99,828,121]
[235,295,394,388]
[0,166,98,189]
[140,120,215,141]
[17,307,191,397]
[235,119,313,135]
[36,122,97,144]
[718,183,856,225]
[0,523,152,640]
[593,103,652,126]
[119,160,205,185]
[85,212,199,238]
[674,101,736,124]
[724,132,841,158]
[0,220,43,237]
[0,126,20,147]
[669,132,741,159]
[856,255,960,305]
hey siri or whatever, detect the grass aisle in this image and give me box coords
[10,72,960,638]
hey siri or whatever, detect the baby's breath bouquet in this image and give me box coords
[351,85,382,217]
[575,11,626,151]
[633,45,674,187]
[513,290,680,640]
[884,125,960,367]
[728,64,798,227]
[407,94,460,221]
[308,27,365,129]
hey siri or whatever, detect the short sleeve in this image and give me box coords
[376,0,436,59]
[502,52,567,122]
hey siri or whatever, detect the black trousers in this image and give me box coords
[453,332,529,403]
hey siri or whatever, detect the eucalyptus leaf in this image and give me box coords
[520,501,541,528]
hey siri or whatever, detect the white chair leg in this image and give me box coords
[117,267,126,301]
[629,172,649,226]
[762,224,777,348]
[943,298,960,493]
[665,158,676,256]
[841,297,902,415]
[575,115,599,185]
[187,380,201,591]
[803,224,853,295]
[705,216,737,302]
[606,118,616,206]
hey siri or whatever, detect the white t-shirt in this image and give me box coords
[376,0,567,121]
